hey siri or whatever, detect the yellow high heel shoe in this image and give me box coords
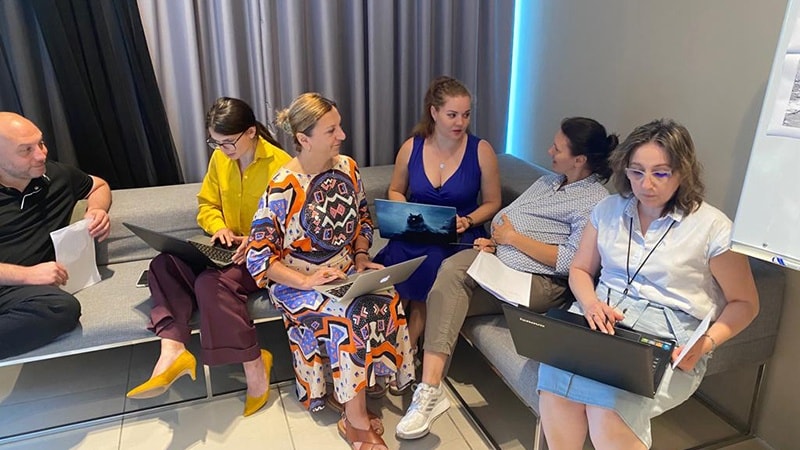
[243,349,273,417]
[126,350,197,399]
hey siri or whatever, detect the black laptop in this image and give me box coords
[123,222,235,268]
[502,304,676,398]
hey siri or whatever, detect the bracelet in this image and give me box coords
[354,249,370,258]
[464,215,474,227]
[702,333,717,356]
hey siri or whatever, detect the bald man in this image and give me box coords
[0,112,111,359]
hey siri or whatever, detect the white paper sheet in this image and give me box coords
[466,250,532,307]
[50,218,101,294]
[671,310,713,369]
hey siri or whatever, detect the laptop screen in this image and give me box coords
[374,199,457,244]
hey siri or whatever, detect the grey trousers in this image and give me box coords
[424,249,569,356]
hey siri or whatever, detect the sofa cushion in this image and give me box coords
[460,256,786,416]
[705,258,785,376]
[0,259,279,367]
[98,183,203,265]
[461,314,542,415]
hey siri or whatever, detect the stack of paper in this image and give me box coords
[466,251,532,308]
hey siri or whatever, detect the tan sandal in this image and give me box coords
[365,381,388,399]
[326,395,384,435]
[338,414,387,450]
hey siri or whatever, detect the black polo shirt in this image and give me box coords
[0,161,93,266]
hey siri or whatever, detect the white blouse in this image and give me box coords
[592,195,732,320]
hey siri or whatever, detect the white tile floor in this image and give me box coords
[0,333,776,450]
[0,382,489,450]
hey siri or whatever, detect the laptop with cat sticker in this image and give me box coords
[374,199,457,245]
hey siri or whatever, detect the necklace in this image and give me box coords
[431,137,460,170]
[623,216,676,297]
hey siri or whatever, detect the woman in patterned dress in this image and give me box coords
[246,93,413,450]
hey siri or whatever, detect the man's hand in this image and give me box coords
[25,262,69,286]
[84,208,110,242]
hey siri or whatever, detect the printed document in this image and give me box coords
[467,250,532,307]
[671,310,713,369]
[50,218,101,294]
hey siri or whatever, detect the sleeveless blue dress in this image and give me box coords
[374,134,487,302]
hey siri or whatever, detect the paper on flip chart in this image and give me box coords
[671,310,713,369]
[466,250,532,307]
[50,218,101,294]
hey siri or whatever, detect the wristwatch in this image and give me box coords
[464,215,474,227]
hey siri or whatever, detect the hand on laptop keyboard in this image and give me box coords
[583,300,625,335]
[303,267,348,290]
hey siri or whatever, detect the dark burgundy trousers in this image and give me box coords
[147,253,261,366]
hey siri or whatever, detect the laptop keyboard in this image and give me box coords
[325,282,354,298]
[637,336,673,372]
[189,241,234,263]
[612,326,673,373]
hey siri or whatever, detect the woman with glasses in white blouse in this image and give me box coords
[538,119,759,449]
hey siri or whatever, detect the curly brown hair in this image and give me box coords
[609,119,705,214]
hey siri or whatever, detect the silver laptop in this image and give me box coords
[313,256,427,303]
[374,199,457,244]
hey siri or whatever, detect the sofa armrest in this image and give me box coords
[705,257,786,376]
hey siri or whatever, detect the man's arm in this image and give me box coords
[83,175,111,241]
[0,261,68,286]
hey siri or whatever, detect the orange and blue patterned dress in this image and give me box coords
[246,155,415,410]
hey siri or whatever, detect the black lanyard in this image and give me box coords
[623,216,676,297]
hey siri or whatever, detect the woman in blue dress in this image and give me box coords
[374,76,501,368]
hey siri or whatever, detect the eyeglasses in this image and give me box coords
[625,167,673,183]
[206,130,246,151]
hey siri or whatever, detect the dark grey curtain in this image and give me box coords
[0,0,183,189]
[138,0,514,181]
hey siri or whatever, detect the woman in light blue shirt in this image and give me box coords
[539,119,760,449]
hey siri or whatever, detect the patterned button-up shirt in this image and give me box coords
[494,173,608,277]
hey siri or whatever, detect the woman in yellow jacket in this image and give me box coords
[127,97,291,417]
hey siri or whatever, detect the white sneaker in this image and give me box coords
[395,382,451,439]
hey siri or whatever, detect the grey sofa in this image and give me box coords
[0,154,786,450]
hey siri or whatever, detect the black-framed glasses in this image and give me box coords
[206,130,246,151]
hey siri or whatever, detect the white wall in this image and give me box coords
[515,1,797,447]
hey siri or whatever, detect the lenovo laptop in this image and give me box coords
[374,199,457,245]
[313,255,427,303]
[123,222,235,269]
[502,304,675,398]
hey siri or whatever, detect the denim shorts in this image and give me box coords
[537,284,709,448]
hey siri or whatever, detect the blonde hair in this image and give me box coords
[276,93,337,151]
